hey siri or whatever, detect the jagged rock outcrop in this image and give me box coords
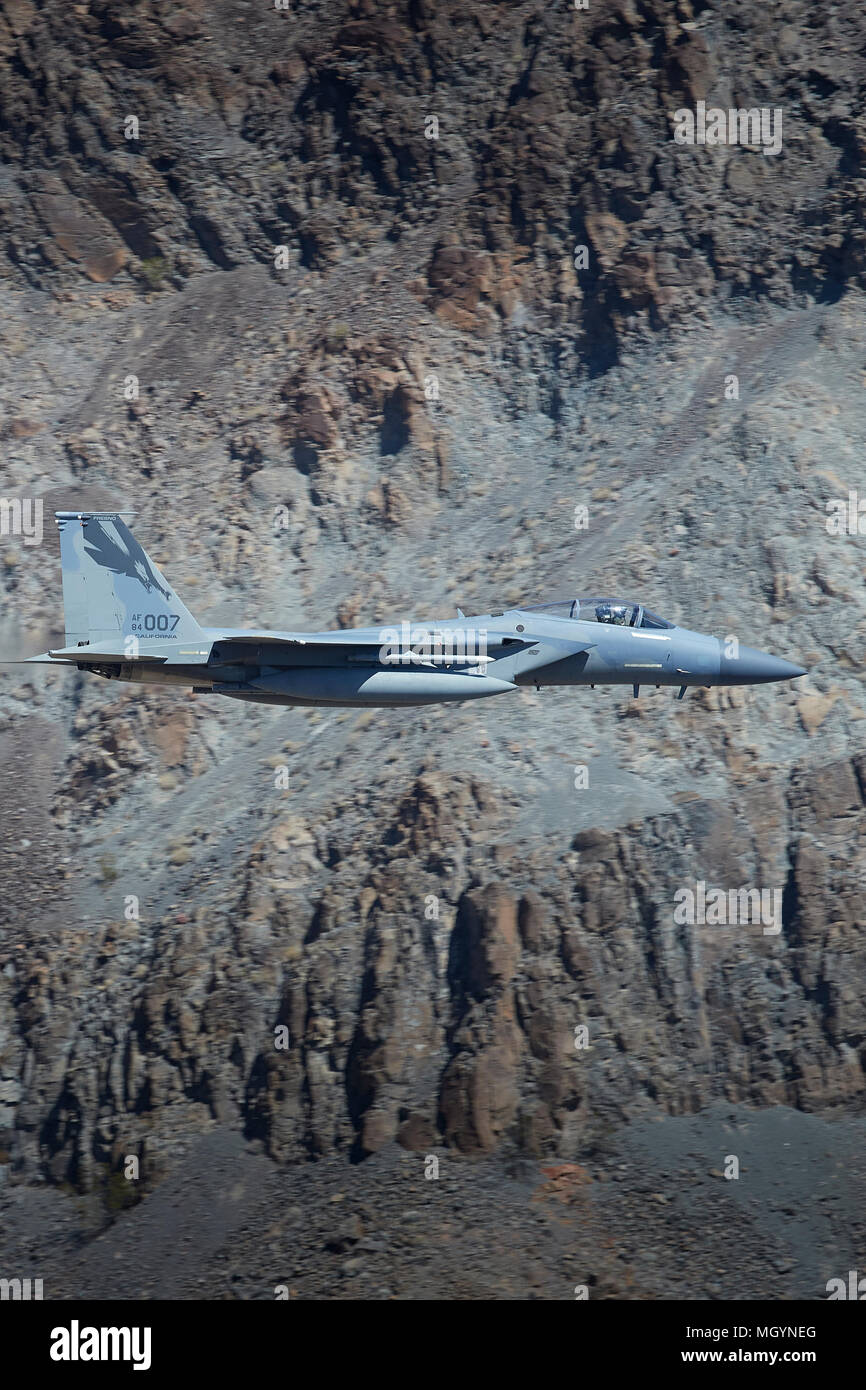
[1,1,864,1276]
[2,753,864,1189]
[3,0,866,369]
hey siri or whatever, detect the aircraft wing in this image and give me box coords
[212,632,380,647]
[210,630,513,647]
[211,627,595,661]
[208,628,538,661]
[18,630,595,675]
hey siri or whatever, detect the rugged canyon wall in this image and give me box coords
[1,0,865,1200]
[2,743,865,1188]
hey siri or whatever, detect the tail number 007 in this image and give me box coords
[131,613,180,633]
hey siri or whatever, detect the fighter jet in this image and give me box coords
[22,511,806,705]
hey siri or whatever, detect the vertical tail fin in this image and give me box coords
[56,511,204,648]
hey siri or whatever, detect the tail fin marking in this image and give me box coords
[55,511,204,649]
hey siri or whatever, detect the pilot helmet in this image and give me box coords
[596,601,629,625]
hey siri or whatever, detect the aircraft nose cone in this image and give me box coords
[718,642,807,685]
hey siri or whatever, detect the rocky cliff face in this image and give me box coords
[3,0,866,368]
[1,0,865,1292]
[3,748,865,1193]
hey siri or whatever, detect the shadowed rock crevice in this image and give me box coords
[3,752,863,1187]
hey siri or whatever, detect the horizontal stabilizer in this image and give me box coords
[8,653,69,664]
[16,646,169,665]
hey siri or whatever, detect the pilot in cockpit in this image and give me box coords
[596,601,635,626]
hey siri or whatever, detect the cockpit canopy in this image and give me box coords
[521,597,674,629]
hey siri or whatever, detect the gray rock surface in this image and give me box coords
[0,0,864,1299]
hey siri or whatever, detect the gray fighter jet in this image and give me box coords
[23,511,806,705]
